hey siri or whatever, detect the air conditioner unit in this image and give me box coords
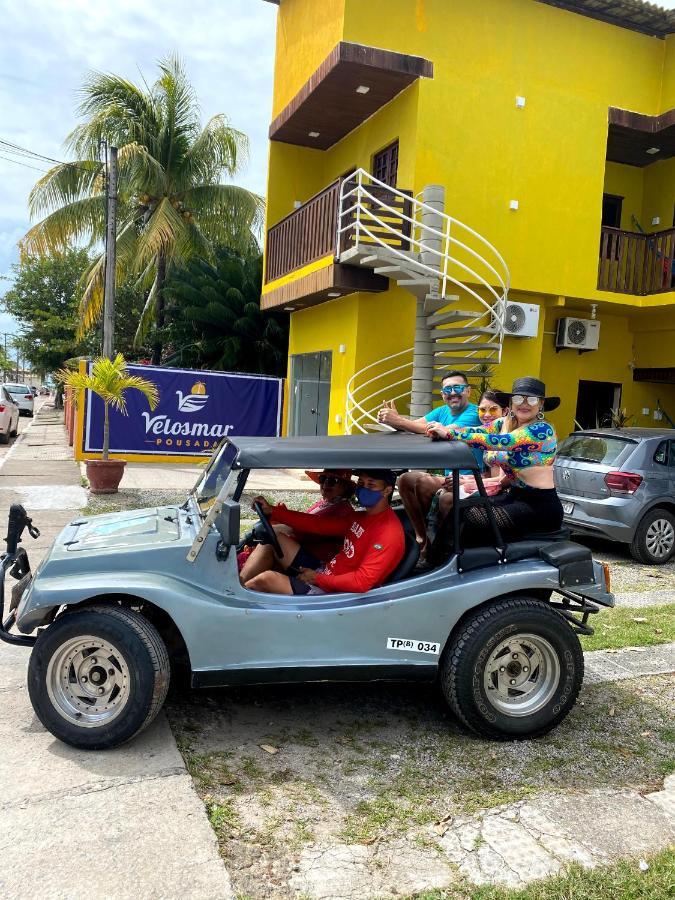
[556,317,601,351]
[503,301,540,338]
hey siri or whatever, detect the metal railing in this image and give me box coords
[340,169,510,433]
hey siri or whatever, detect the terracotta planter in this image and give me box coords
[86,459,126,494]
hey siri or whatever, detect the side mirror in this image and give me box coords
[213,500,240,546]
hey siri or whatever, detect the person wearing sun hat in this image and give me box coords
[239,469,355,583]
[425,377,564,545]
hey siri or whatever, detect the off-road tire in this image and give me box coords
[28,604,170,750]
[629,508,675,565]
[440,596,584,740]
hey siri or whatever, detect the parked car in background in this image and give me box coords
[554,428,675,564]
[0,387,20,444]
[3,383,34,417]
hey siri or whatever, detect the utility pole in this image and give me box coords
[102,145,118,359]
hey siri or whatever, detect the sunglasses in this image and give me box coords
[478,404,502,417]
[318,474,344,487]
[512,395,542,407]
[441,384,468,396]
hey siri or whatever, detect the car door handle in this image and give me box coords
[310,408,317,414]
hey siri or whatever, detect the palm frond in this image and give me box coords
[77,221,140,334]
[57,353,158,414]
[117,142,166,197]
[20,196,105,258]
[179,115,249,187]
[28,161,102,218]
[181,183,264,245]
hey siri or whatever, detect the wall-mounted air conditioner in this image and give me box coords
[555,317,601,351]
[503,301,540,338]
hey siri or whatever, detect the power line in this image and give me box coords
[0,138,64,166]
[0,153,50,173]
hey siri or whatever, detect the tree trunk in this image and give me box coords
[103,401,110,461]
[151,252,167,366]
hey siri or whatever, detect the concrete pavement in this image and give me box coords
[0,404,233,900]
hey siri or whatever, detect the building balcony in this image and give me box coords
[262,177,412,310]
[598,225,675,295]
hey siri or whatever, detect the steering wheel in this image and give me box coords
[253,501,284,559]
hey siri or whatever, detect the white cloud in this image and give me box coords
[0,0,276,281]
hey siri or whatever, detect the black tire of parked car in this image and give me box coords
[440,596,584,740]
[0,430,8,445]
[630,507,675,565]
[28,604,170,750]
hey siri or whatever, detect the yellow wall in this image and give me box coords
[271,0,345,118]
[603,163,644,231]
[642,158,675,232]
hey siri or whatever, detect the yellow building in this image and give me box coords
[261,0,675,439]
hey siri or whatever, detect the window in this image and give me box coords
[372,140,399,187]
[654,441,668,466]
[601,194,623,229]
[557,434,634,465]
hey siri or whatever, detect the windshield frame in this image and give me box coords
[189,439,240,513]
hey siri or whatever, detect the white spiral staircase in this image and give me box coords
[338,169,510,433]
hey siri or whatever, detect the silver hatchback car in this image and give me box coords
[554,428,675,564]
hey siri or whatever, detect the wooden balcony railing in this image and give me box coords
[264,178,413,284]
[598,226,675,295]
[265,180,341,284]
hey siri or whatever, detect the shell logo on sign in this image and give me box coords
[175,381,210,412]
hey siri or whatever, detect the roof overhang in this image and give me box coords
[269,41,433,150]
[608,107,675,167]
[536,1,674,37]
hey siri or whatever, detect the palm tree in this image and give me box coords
[58,354,158,460]
[22,54,264,364]
[163,249,288,376]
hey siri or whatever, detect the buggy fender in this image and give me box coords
[16,570,226,663]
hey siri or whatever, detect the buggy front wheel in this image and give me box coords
[28,604,170,750]
[441,596,583,739]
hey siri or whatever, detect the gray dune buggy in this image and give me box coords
[1,434,614,750]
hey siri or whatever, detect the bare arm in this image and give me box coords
[377,399,428,433]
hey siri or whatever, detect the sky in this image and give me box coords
[0,0,277,337]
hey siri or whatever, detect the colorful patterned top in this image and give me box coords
[446,418,557,488]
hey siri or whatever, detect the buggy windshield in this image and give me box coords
[190,440,239,513]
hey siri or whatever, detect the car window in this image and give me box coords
[654,441,668,466]
[2,388,13,403]
[4,384,26,393]
[670,441,675,468]
[557,434,634,465]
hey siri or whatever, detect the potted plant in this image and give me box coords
[58,354,159,494]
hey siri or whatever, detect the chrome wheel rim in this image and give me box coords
[645,519,675,560]
[483,633,560,717]
[46,635,131,728]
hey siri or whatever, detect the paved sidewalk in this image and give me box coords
[0,405,232,900]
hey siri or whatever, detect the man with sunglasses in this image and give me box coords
[377,371,482,553]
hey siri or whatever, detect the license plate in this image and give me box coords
[562,501,574,515]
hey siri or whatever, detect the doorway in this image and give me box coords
[575,380,622,430]
[289,351,332,436]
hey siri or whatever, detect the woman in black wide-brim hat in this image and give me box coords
[425,377,564,545]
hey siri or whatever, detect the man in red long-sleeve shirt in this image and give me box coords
[245,470,404,595]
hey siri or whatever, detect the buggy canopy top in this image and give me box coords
[231,432,478,472]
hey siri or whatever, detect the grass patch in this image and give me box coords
[579,604,675,651]
[409,846,675,899]
[206,799,241,839]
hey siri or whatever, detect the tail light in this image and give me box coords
[604,471,643,494]
[0,405,5,413]
[24,394,32,400]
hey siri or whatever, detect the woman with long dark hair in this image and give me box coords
[426,377,564,545]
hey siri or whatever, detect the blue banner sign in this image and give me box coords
[83,364,283,457]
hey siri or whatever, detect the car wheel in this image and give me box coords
[630,508,675,565]
[0,429,8,445]
[440,596,583,740]
[28,604,170,750]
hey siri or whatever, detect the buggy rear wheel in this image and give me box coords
[28,604,170,750]
[440,596,583,739]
